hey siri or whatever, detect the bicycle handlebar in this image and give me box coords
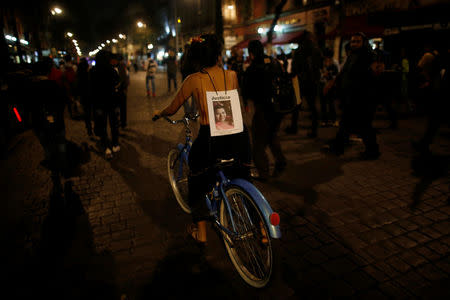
[152,113,200,124]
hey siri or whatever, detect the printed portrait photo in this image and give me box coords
[213,100,234,130]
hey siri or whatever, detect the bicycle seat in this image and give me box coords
[213,158,236,169]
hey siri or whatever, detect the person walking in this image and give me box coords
[243,40,287,180]
[320,48,339,127]
[153,34,251,244]
[61,54,78,119]
[116,54,130,128]
[413,45,448,154]
[146,54,157,97]
[327,32,380,160]
[89,50,121,158]
[30,57,68,171]
[76,58,93,136]
[165,49,178,92]
[286,31,323,138]
[399,48,412,111]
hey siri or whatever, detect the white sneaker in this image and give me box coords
[112,145,121,153]
[105,148,113,158]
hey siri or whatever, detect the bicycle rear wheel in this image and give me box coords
[167,149,191,213]
[219,186,273,288]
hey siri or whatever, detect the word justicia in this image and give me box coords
[212,95,231,101]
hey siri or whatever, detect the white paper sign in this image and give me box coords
[206,89,243,137]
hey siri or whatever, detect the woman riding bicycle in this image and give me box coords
[154,34,251,245]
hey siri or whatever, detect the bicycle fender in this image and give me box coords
[228,178,281,239]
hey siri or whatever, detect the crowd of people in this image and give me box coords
[3,30,447,245]
[153,31,448,243]
[8,51,131,165]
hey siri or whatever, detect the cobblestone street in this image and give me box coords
[4,69,449,299]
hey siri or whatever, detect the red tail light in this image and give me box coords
[13,107,22,122]
[270,212,280,226]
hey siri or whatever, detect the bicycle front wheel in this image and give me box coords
[219,186,273,288]
[167,149,191,214]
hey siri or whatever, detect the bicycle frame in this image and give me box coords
[162,113,281,241]
[175,135,191,182]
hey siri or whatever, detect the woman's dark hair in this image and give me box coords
[248,40,264,63]
[213,102,225,111]
[187,34,223,69]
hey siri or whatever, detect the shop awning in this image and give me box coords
[326,15,385,39]
[232,38,253,49]
[261,31,304,45]
[232,31,304,49]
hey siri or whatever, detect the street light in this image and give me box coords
[51,7,63,15]
[66,32,73,37]
[137,21,145,28]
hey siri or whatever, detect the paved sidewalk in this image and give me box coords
[4,70,449,299]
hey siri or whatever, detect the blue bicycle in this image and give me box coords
[154,113,281,288]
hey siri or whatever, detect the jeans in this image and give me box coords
[320,91,336,123]
[146,76,155,94]
[118,91,127,128]
[334,101,378,154]
[167,73,177,91]
[80,95,93,134]
[251,107,286,177]
[94,105,120,150]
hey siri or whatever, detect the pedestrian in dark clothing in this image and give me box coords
[116,54,130,128]
[328,32,380,159]
[61,54,78,119]
[413,46,449,154]
[243,40,287,180]
[227,47,245,88]
[287,30,323,138]
[372,48,398,129]
[277,48,288,71]
[89,50,121,158]
[320,48,339,126]
[76,58,92,136]
[165,49,178,92]
[30,57,68,171]
[146,55,158,97]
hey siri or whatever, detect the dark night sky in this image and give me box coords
[55,0,168,51]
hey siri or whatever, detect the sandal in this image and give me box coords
[187,223,207,246]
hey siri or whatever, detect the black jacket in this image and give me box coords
[89,63,120,107]
[242,56,282,110]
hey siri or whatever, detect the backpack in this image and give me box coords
[264,58,298,114]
